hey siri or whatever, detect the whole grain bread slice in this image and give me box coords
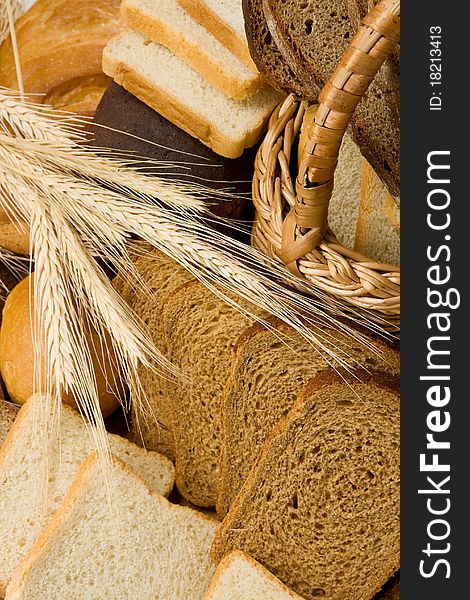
[241,0,314,98]
[0,394,175,595]
[6,454,218,600]
[162,281,260,507]
[217,318,399,517]
[258,0,400,198]
[113,244,194,460]
[212,370,400,600]
[203,550,305,599]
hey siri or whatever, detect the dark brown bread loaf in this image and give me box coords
[91,82,254,222]
[241,0,315,98]
[217,318,400,517]
[212,369,400,600]
[244,0,400,198]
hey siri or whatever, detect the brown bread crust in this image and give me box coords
[261,0,400,198]
[212,370,400,600]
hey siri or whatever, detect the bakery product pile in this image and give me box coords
[0,0,401,598]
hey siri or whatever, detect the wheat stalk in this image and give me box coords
[0,0,23,46]
[0,86,397,496]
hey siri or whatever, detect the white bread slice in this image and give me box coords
[6,454,218,600]
[175,0,257,73]
[122,0,263,101]
[354,159,400,266]
[0,395,175,595]
[102,29,282,159]
[203,550,304,599]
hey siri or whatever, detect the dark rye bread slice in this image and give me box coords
[113,244,194,460]
[259,0,400,199]
[212,369,400,600]
[217,318,399,517]
[346,0,400,67]
[162,281,261,507]
[91,82,253,223]
[242,0,316,98]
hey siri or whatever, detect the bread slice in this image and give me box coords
[217,319,399,517]
[175,0,258,73]
[261,0,400,198]
[122,0,263,101]
[354,159,400,266]
[0,394,175,594]
[102,29,282,159]
[6,453,218,600]
[374,572,400,600]
[162,281,258,507]
[241,0,313,98]
[203,550,304,599]
[212,370,400,600]
[0,398,19,448]
[113,245,194,460]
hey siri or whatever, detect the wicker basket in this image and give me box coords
[252,0,400,330]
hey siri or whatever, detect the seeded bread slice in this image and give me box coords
[7,454,218,600]
[122,0,264,100]
[0,394,175,595]
[203,550,305,599]
[217,318,399,517]
[261,0,400,198]
[212,370,400,600]
[103,29,282,159]
[241,0,313,98]
[113,245,194,460]
[162,281,259,507]
[175,0,258,73]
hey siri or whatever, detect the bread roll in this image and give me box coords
[0,0,122,114]
[0,204,29,256]
[0,274,123,417]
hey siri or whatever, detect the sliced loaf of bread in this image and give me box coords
[6,454,218,600]
[102,29,282,159]
[162,281,258,507]
[217,319,399,517]
[204,550,305,599]
[0,394,175,594]
[122,0,263,100]
[175,0,258,72]
[212,370,400,600]
[113,245,194,460]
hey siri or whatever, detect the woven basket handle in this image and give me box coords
[280,0,400,272]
